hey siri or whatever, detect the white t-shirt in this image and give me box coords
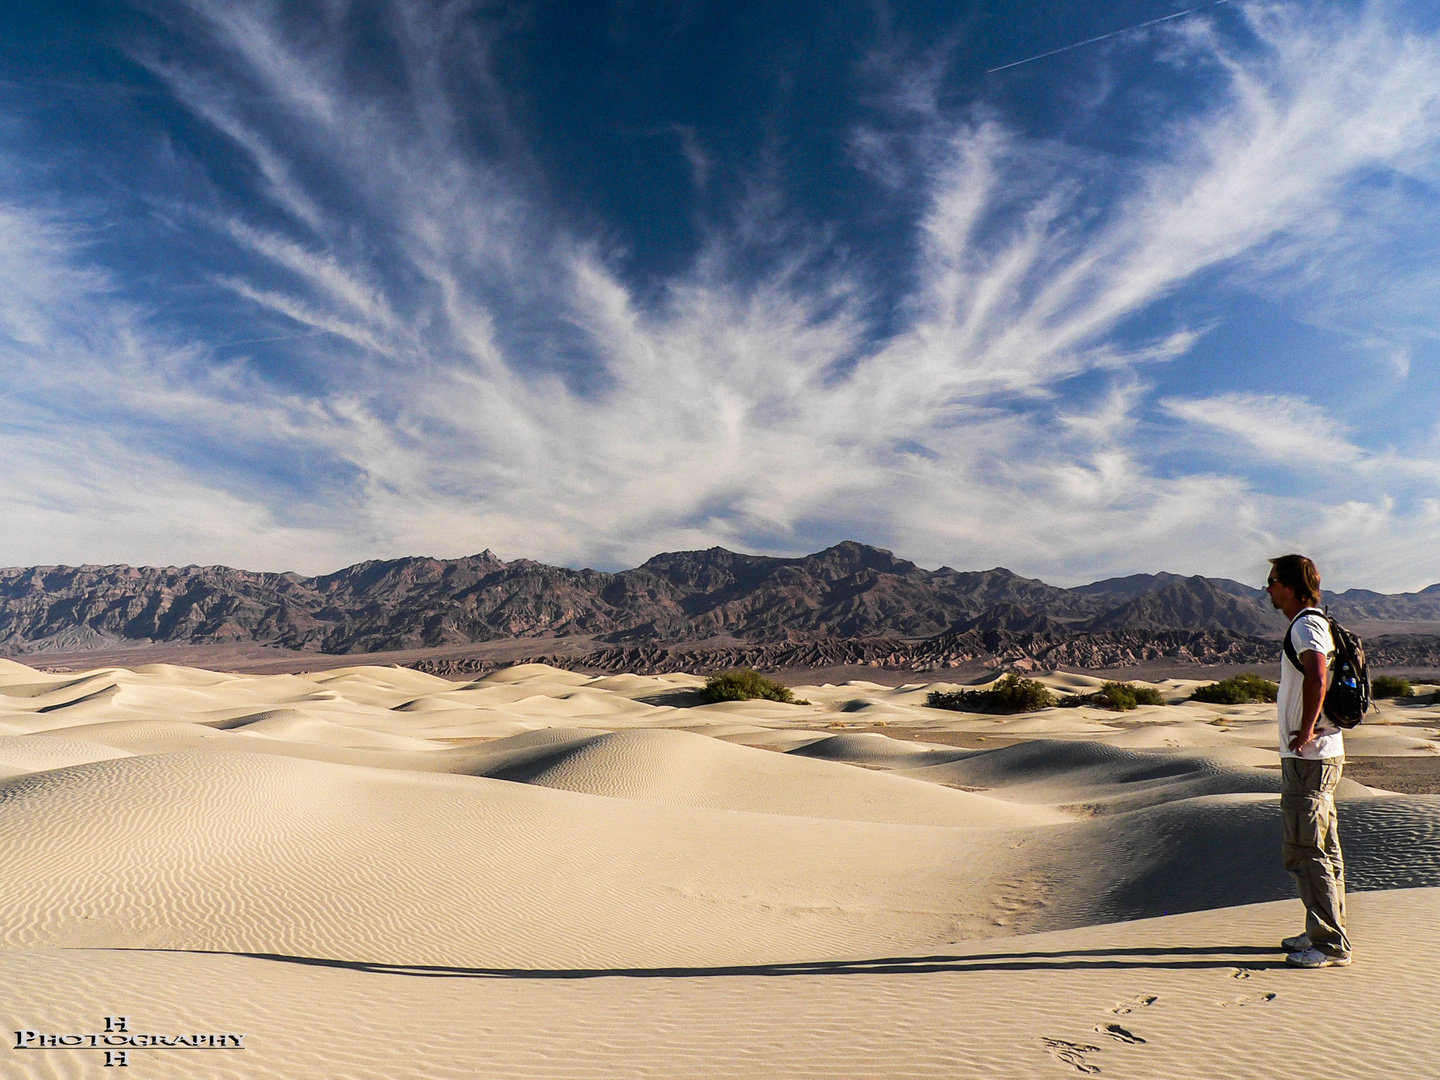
[1277,609,1343,760]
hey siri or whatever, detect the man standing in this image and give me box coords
[1265,554,1351,968]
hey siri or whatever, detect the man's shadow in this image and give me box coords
[123,944,1286,980]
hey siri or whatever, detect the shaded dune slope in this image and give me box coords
[468,727,1065,827]
[894,739,1371,813]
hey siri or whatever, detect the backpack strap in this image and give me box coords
[1283,607,1326,674]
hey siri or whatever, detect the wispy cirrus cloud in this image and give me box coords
[1161,392,1366,466]
[1,1,1439,590]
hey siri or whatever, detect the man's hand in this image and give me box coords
[1288,725,1316,753]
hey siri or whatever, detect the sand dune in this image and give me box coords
[0,733,131,779]
[469,726,1070,826]
[0,749,1051,968]
[787,730,960,763]
[0,658,1437,1078]
[4,888,1437,1080]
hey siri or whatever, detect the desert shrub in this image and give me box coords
[1190,673,1278,705]
[1096,681,1165,711]
[1055,681,1166,711]
[927,673,1056,714]
[1371,675,1414,699]
[701,669,803,704]
[1105,685,1163,711]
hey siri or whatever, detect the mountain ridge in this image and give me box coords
[2,543,1438,658]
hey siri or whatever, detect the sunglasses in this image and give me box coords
[1265,576,1279,588]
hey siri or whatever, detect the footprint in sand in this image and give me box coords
[1040,1037,1102,1074]
[1042,995,1156,1072]
[1220,992,1277,1008]
[1095,1022,1146,1045]
[1230,967,1257,979]
[1111,994,1158,1015]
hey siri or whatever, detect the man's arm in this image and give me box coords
[1288,648,1329,753]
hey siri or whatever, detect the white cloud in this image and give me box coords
[222,219,398,329]
[0,424,349,571]
[1161,391,1366,465]
[2,0,1440,593]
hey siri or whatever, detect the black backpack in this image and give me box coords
[1283,607,1370,729]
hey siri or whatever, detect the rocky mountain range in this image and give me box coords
[2,542,1439,664]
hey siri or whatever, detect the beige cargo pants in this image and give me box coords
[1280,756,1350,957]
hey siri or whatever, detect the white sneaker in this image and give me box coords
[1281,932,1311,952]
[1286,946,1351,968]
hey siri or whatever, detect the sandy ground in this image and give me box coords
[1,659,1437,1079]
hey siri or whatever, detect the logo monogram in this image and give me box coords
[12,1017,244,1060]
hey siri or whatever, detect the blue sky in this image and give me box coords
[2,1,1439,589]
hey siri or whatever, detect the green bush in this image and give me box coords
[701,669,804,704]
[1096,681,1165,711]
[1055,681,1166,711]
[1190,673,1278,705]
[1371,675,1414,699]
[927,673,1056,714]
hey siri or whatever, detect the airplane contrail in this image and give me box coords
[986,1,1230,75]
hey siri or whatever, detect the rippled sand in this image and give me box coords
[1,658,1436,1078]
